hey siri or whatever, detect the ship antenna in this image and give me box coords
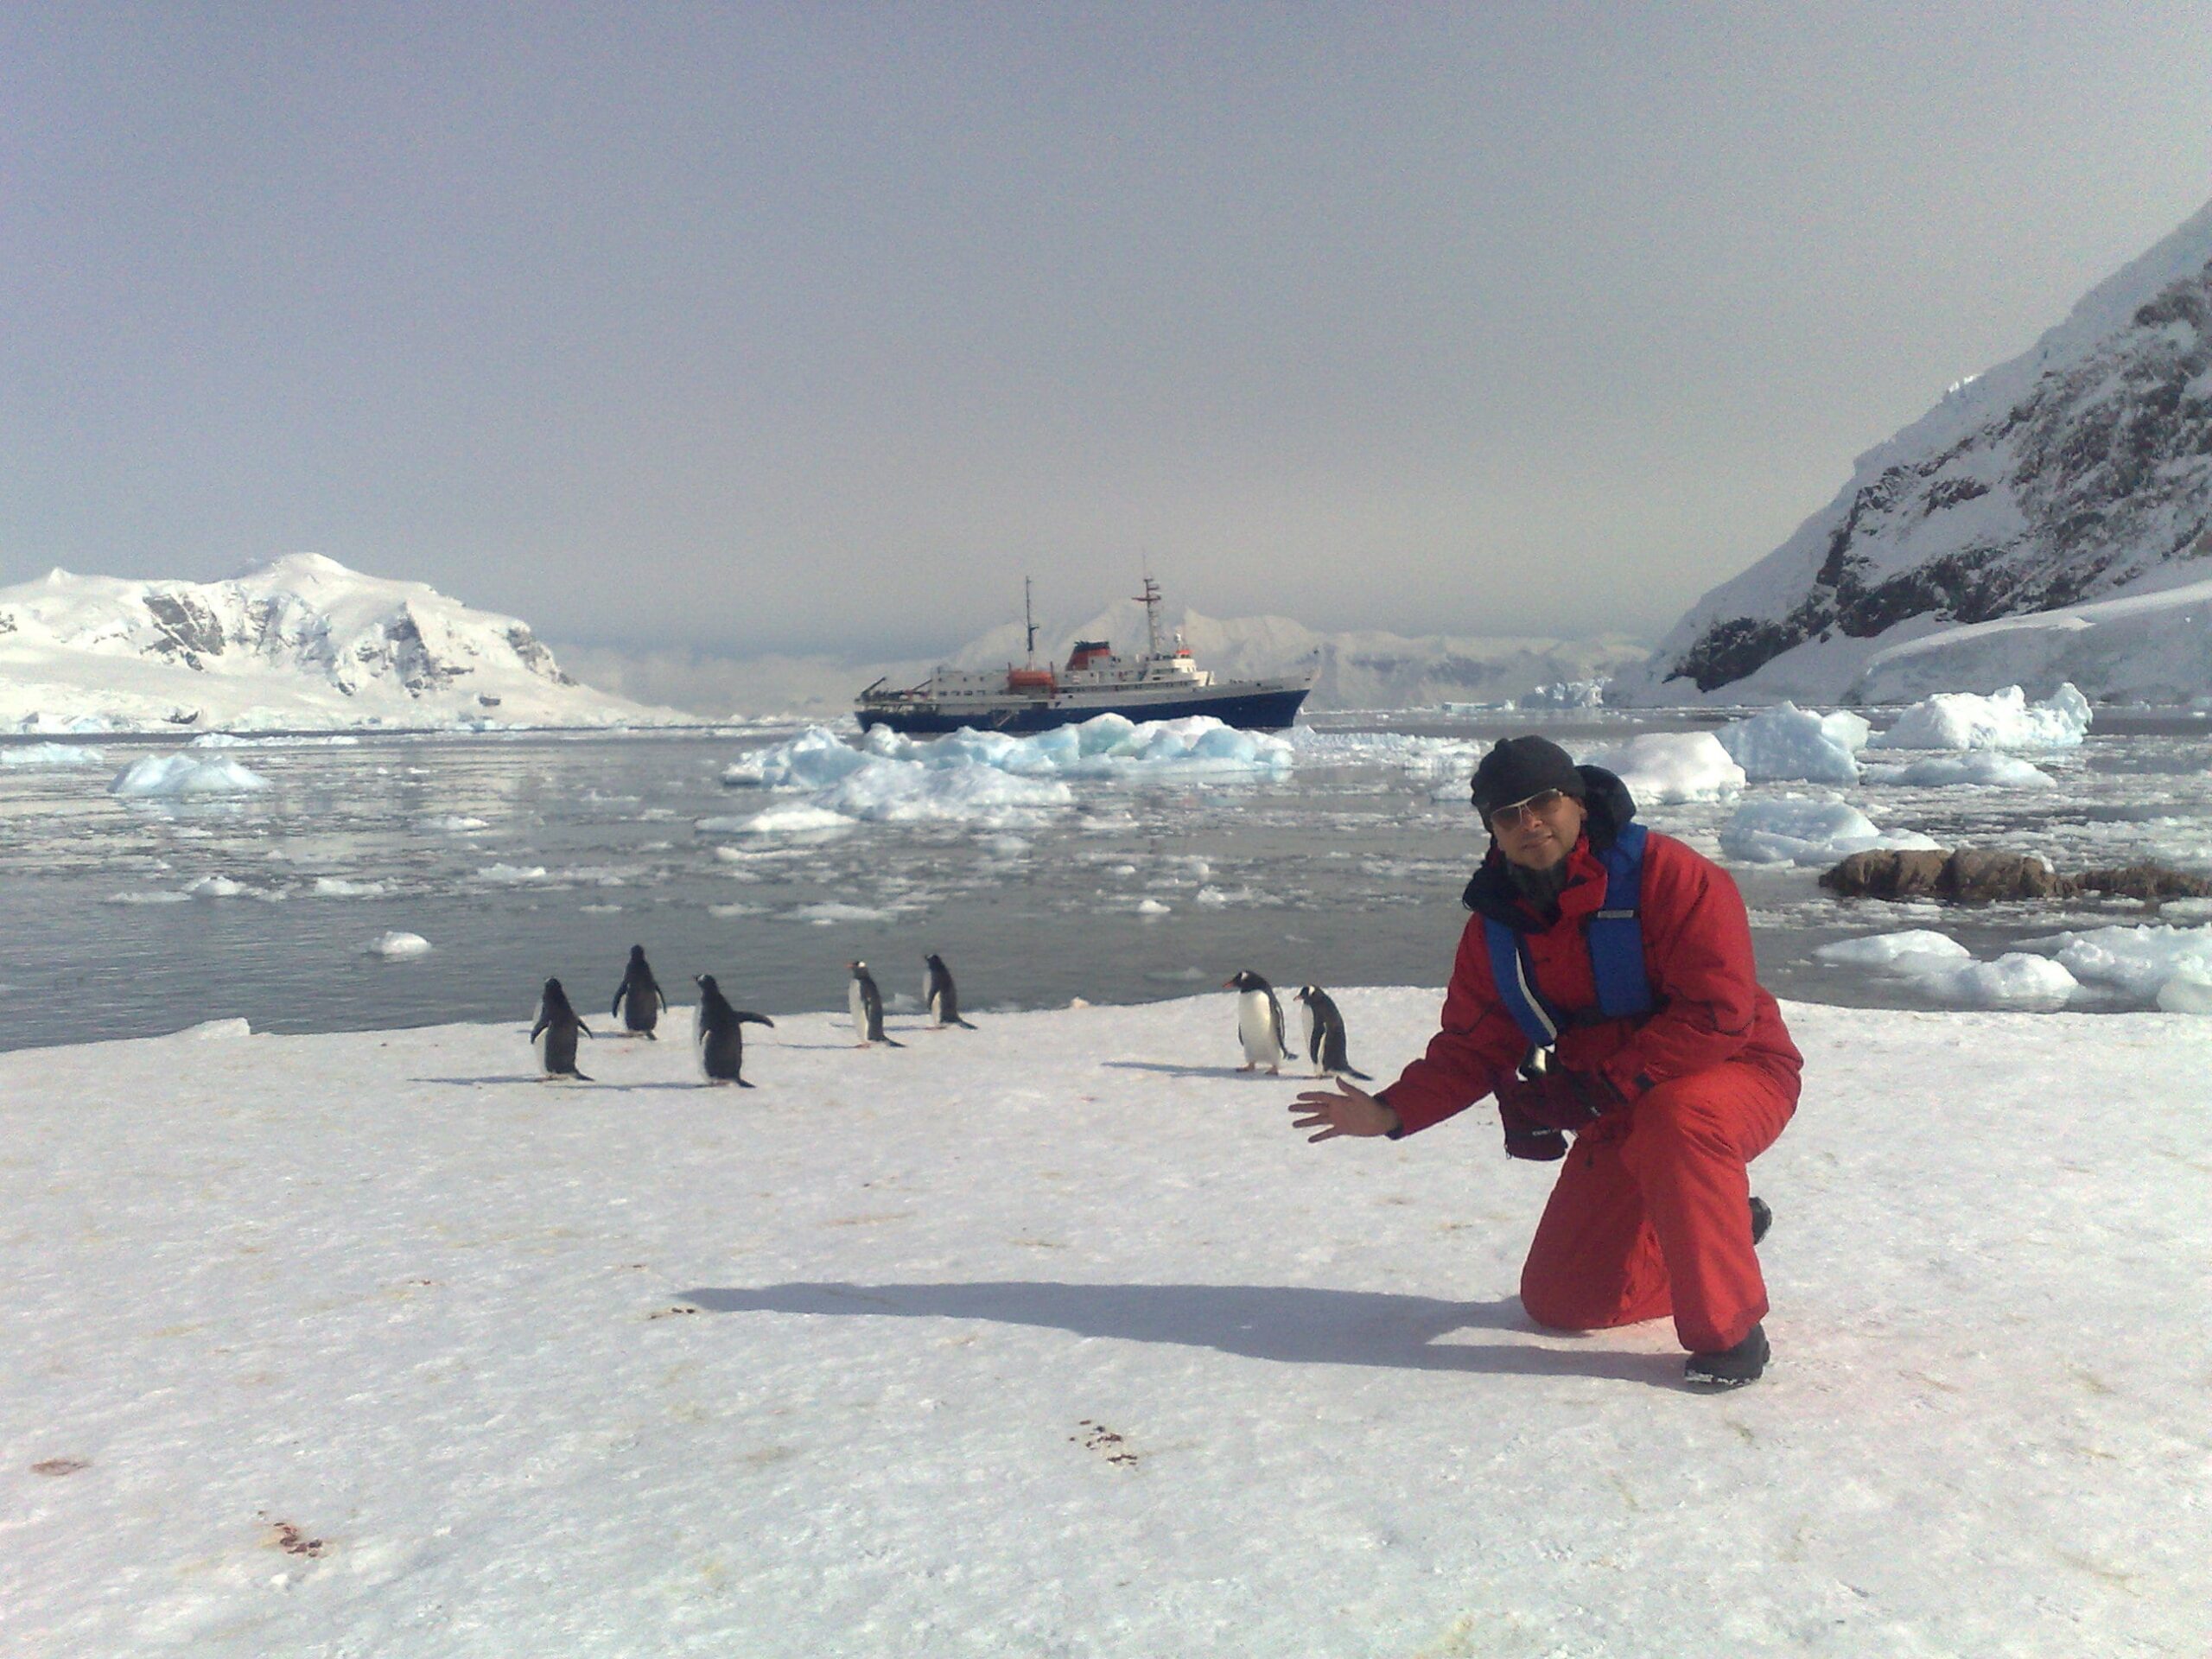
[1134,572,1161,658]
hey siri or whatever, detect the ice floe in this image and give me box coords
[1,742,104,767]
[368,931,433,957]
[1866,683,2092,752]
[1713,702,1868,784]
[108,753,270,797]
[1577,732,1745,804]
[1859,753,2058,788]
[2023,924,2212,1009]
[1719,799,1942,866]
[1817,927,2081,1010]
[719,716,1291,830]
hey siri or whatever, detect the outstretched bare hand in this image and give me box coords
[1289,1080,1401,1143]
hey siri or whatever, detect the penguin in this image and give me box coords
[1223,969,1289,1075]
[1294,985,1371,1081]
[693,974,774,1086]
[847,960,902,1047]
[610,944,667,1039]
[923,952,977,1029]
[529,977,593,1080]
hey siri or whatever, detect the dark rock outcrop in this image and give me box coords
[1635,199,2212,700]
[1822,848,2212,904]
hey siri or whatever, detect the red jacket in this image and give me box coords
[1380,817,1802,1137]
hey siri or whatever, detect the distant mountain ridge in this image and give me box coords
[0,554,683,732]
[1619,197,2212,703]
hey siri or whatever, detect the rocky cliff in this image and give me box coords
[1620,197,2212,703]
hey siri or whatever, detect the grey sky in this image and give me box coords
[4,5,2209,660]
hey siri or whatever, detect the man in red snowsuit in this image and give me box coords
[1292,735,1801,1388]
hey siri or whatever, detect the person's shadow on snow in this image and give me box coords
[671,1281,1681,1386]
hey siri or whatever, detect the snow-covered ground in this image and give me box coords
[5,993,2209,1656]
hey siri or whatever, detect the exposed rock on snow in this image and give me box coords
[0,554,686,732]
[1618,196,2212,704]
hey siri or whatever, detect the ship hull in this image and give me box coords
[857,683,1310,736]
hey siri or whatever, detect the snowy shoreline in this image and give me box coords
[6,992,2209,1656]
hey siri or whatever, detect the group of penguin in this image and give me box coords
[527,949,976,1087]
[1224,969,1370,1081]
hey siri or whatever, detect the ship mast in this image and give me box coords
[1023,576,1038,665]
[1134,575,1162,658]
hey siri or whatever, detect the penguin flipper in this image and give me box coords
[529,1017,550,1043]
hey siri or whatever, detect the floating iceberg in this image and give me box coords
[1813,930,1973,970]
[368,931,433,957]
[2022,924,2212,1007]
[718,715,1283,830]
[1815,928,2077,1009]
[1866,684,2091,752]
[1,742,104,767]
[1579,732,1745,804]
[1720,799,1942,867]
[1860,753,2057,788]
[1713,703,1867,784]
[108,753,270,797]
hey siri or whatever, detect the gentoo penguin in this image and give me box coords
[1294,985,1371,1081]
[693,974,774,1086]
[610,944,667,1039]
[530,977,593,1080]
[1223,969,1289,1075]
[923,952,977,1029]
[847,960,903,1047]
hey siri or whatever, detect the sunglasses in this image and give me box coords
[1484,788,1571,830]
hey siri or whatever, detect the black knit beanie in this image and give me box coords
[1468,735,1587,818]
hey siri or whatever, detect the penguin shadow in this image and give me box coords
[671,1281,1684,1388]
[416,1074,580,1088]
[1099,1060,1288,1079]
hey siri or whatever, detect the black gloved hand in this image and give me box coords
[1497,1090,1568,1161]
[1495,1065,1620,1135]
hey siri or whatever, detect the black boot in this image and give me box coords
[1750,1196,1772,1246]
[1685,1322,1769,1389]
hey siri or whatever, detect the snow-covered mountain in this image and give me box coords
[0,555,687,732]
[941,599,1648,712]
[1618,197,2212,704]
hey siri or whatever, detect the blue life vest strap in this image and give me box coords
[1482,823,1653,1049]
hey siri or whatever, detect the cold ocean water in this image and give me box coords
[1,709,2209,1051]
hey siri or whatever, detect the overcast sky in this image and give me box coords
[4,5,2210,660]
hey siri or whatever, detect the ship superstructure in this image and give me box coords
[856,580,1313,735]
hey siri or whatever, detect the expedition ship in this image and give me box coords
[855,580,1315,736]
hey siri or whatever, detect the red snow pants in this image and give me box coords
[1518,1060,1796,1354]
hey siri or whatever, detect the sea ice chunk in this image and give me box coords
[1720,799,1941,866]
[1860,753,2057,788]
[1813,930,1973,969]
[1579,732,1745,804]
[1867,684,2091,752]
[1714,703,1866,784]
[369,931,433,957]
[2,742,104,767]
[109,753,270,797]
